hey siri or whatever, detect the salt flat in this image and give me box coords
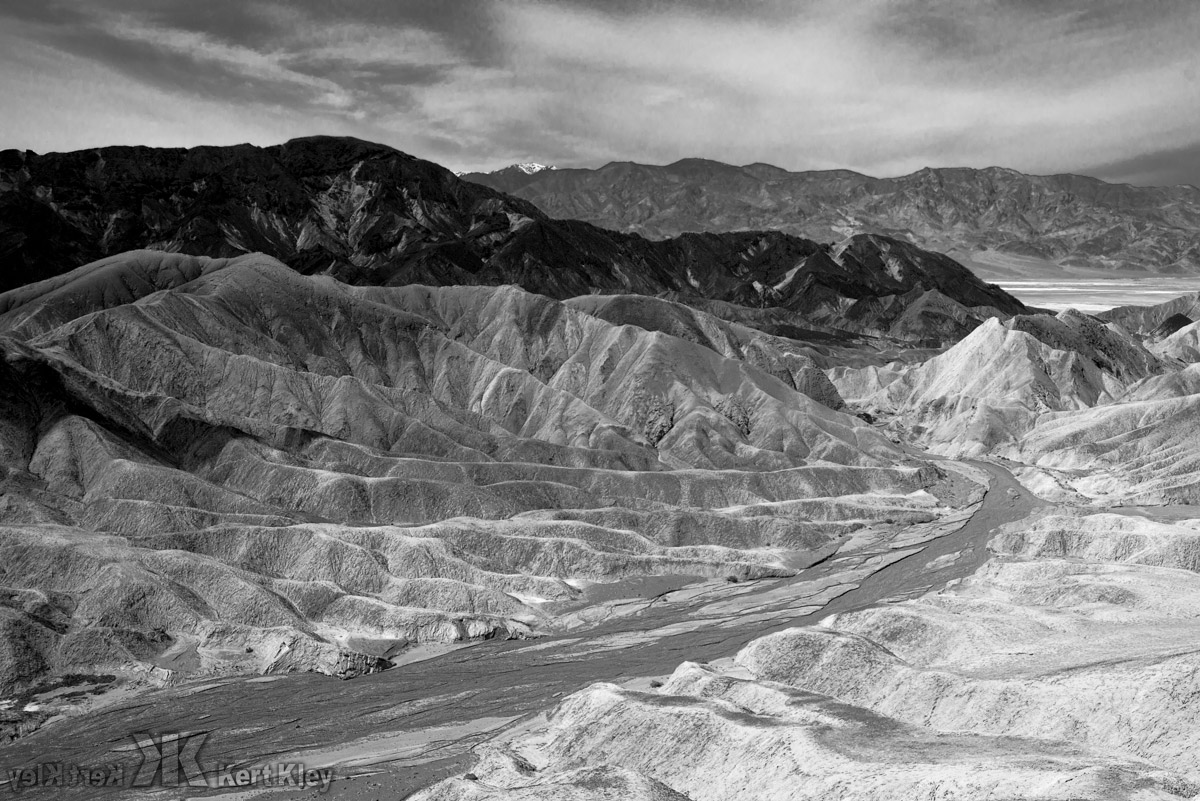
[995,277,1200,312]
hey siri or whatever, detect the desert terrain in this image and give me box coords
[0,139,1199,800]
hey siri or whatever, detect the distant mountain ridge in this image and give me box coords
[509,162,557,175]
[0,136,1026,343]
[461,159,1200,275]
[456,162,556,178]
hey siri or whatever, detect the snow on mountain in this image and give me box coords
[456,162,557,178]
[514,162,556,174]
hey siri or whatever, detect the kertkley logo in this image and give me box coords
[130,732,209,788]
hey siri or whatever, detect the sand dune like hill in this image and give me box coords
[1119,364,1200,402]
[732,513,1200,775]
[0,250,239,339]
[844,311,1165,456]
[564,294,845,407]
[12,257,896,470]
[418,675,1194,800]
[0,250,958,690]
[425,509,1200,799]
[822,305,1200,502]
[1010,393,1200,503]
[413,751,689,801]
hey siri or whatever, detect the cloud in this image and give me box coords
[99,13,358,108]
[431,1,1200,176]
[1,0,1198,183]
[1088,140,1200,189]
[0,21,339,155]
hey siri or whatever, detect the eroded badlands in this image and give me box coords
[1,138,1199,800]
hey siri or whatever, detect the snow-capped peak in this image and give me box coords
[512,163,557,175]
[455,163,558,177]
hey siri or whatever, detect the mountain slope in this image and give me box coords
[464,160,1200,274]
[837,310,1166,456]
[0,137,1026,344]
[0,136,544,292]
[1100,291,1200,335]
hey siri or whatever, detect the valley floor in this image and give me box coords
[0,460,1047,799]
[994,277,1200,314]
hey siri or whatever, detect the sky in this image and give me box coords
[2,1,1199,186]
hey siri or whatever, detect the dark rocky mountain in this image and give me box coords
[0,136,538,292]
[0,137,1026,343]
[463,160,1200,275]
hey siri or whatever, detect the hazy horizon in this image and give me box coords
[457,157,1200,189]
[5,134,1199,193]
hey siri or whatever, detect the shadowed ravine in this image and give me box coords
[0,459,1041,799]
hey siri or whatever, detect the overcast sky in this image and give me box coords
[2,0,1199,186]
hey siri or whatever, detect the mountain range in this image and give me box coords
[459,162,558,178]
[0,137,1026,345]
[463,159,1200,276]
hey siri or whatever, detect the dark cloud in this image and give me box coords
[0,0,88,28]
[103,0,285,47]
[293,59,448,91]
[279,0,506,66]
[534,0,805,21]
[27,21,348,112]
[1088,140,1200,189]
[877,0,1198,85]
[879,4,983,56]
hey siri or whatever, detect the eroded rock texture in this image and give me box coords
[419,510,1200,800]
[0,250,948,690]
